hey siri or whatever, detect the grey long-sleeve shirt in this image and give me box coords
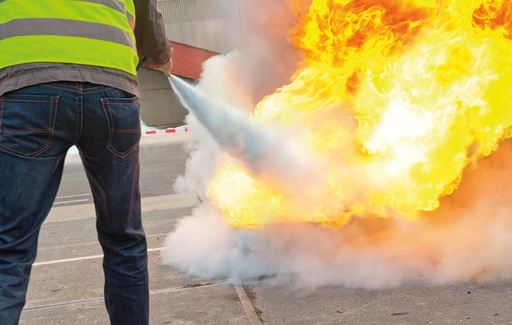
[134,0,172,67]
[0,0,172,97]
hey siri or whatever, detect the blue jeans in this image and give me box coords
[0,82,149,324]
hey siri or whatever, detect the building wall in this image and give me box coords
[168,41,219,80]
[139,0,242,128]
[158,0,242,54]
[138,69,193,128]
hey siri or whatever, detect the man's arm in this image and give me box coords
[134,0,172,67]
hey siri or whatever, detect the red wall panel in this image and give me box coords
[145,41,219,80]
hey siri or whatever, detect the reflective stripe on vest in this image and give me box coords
[80,0,135,28]
[0,0,138,75]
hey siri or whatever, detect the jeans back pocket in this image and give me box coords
[101,97,141,158]
[0,94,59,157]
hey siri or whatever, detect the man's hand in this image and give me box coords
[161,47,173,76]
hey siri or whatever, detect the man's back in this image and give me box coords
[0,0,171,97]
[0,1,171,324]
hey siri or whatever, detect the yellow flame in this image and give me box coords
[208,0,512,227]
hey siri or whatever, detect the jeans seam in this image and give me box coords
[0,96,58,157]
[40,84,80,92]
[42,83,79,89]
[47,96,58,154]
[82,87,112,94]
[0,137,48,156]
[108,99,139,105]
[111,143,138,158]
[41,84,113,94]
[24,96,56,157]
[101,99,121,158]
[0,99,54,103]
[111,129,141,134]
[100,99,139,159]
[72,92,83,146]
[72,90,79,146]
[79,94,84,144]
[0,128,51,132]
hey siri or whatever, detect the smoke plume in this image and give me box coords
[163,0,512,288]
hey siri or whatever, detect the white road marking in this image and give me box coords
[46,193,199,223]
[33,247,164,267]
[37,233,171,252]
[53,199,89,205]
[23,282,228,312]
[55,193,90,200]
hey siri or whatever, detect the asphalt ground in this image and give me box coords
[19,133,512,325]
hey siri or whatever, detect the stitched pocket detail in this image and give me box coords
[101,97,141,158]
[0,94,59,157]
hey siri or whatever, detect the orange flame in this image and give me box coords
[208,0,512,227]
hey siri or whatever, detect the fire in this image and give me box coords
[208,0,512,227]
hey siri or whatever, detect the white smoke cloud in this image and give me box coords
[166,158,512,288]
[172,113,220,200]
[163,0,512,288]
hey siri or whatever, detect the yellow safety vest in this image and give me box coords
[0,0,138,75]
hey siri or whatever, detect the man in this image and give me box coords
[0,1,172,324]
